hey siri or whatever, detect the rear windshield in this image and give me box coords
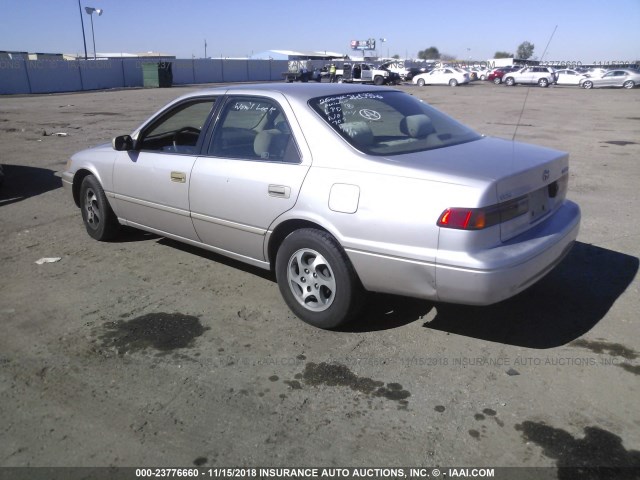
[309,91,481,156]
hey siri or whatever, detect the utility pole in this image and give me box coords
[204,39,207,58]
[77,0,88,60]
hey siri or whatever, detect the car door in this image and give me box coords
[189,95,310,261]
[112,97,216,241]
[598,71,617,87]
[360,64,373,82]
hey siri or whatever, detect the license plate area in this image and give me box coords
[528,187,551,224]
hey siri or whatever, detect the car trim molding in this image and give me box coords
[344,247,437,267]
[111,192,190,217]
[190,212,267,236]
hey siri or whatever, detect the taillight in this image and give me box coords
[438,195,529,230]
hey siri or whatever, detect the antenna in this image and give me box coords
[512,25,558,141]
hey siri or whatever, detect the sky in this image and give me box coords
[1,0,639,63]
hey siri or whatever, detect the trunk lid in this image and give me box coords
[387,136,570,241]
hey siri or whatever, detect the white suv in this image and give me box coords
[503,66,557,87]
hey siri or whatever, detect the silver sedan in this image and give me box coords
[62,83,580,329]
[580,69,640,89]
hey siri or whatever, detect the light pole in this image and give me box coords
[85,7,103,60]
[379,38,388,59]
[77,0,88,60]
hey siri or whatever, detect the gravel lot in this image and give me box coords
[1,81,639,474]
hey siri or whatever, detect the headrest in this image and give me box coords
[400,114,434,138]
[254,129,284,159]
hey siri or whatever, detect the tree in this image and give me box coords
[392,54,400,59]
[440,53,457,62]
[516,41,535,60]
[418,47,440,60]
[494,51,514,59]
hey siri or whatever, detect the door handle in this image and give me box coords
[268,184,290,198]
[171,171,186,183]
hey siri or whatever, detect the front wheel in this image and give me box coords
[623,80,635,89]
[275,228,364,329]
[417,78,425,87]
[79,174,120,241]
[449,78,458,87]
[538,78,549,87]
[583,80,593,89]
[493,77,502,85]
[374,75,385,86]
[336,76,343,83]
[505,77,515,86]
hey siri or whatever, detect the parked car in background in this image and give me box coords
[503,66,557,87]
[61,83,580,329]
[555,69,588,85]
[412,67,470,86]
[583,68,609,78]
[579,69,640,89]
[487,65,522,84]
[471,67,491,81]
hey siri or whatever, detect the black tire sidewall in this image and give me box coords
[80,175,118,241]
[275,228,362,329]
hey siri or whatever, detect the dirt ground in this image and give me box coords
[1,80,639,476]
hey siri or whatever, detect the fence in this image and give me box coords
[0,58,290,95]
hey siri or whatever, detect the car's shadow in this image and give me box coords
[145,235,636,347]
[157,237,276,282]
[421,242,638,348]
[0,164,62,207]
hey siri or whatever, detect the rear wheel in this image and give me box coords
[505,77,515,86]
[417,78,425,87]
[79,174,119,241]
[275,228,364,329]
[449,78,458,87]
[538,78,549,87]
[583,80,594,89]
[623,80,635,89]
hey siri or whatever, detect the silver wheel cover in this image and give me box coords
[287,248,336,312]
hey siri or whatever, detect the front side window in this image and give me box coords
[138,99,215,154]
[208,97,300,163]
[309,91,481,156]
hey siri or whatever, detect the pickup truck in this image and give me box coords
[340,63,401,85]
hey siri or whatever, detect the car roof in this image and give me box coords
[177,82,397,103]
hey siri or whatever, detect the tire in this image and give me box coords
[493,77,502,85]
[623,80,635,89]
[449,79,458,87]
[275,228,364,329]
[583,80,593,89]
[417,78,425,87]
[374,75,384,86]
[79,174,120,241]
[505,77,515,86]
[538,78,549,87]
[480,74,486,81]
[336,76,343,83]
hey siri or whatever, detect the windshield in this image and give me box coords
[309,91,481,156]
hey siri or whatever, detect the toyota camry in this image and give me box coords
[61,83,580,329]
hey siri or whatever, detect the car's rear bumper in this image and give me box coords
[346,200,580,306]
[434,200,581,305]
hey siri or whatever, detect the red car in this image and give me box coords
[488,65,522,84]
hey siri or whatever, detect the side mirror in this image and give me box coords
[112,135,134,151]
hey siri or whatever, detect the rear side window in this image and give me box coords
[208,97,300,163]
[309,91,481,156]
